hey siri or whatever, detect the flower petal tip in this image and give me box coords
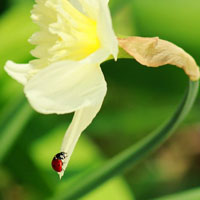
[58,171,64,180]
[4,60,32,85]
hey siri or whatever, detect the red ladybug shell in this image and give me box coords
[52,158,62,172]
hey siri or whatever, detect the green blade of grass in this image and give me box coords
[55,80,199,200]
[0,2,35,162]
[0,97,33,161]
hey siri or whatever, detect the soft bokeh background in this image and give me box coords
[1,0,200,199]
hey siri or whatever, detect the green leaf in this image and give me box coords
[0,97,33,161]
[56,80,199,200]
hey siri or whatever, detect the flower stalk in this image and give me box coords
[54,80,199,200]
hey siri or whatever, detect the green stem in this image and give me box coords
[58,80,199,200]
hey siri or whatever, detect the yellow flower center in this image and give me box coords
[50,0,101,61]
[30,0,101,68]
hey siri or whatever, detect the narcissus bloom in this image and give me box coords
[4,0,200,178]
[5,0,118,177]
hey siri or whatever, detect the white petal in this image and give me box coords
[4,61,33,85]
[24,56,107,114]
[69,0,85,13]
[96,0,118,60]
[59,102,103,178]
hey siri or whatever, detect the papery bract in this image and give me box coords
[118,37,200,81]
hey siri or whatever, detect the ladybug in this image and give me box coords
[51,152,67,172]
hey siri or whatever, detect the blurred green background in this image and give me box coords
[0,0,200,199]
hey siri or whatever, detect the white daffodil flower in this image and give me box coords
[5,0,118,178]
[5,0,200,179]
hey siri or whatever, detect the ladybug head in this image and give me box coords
[55,152,67,160]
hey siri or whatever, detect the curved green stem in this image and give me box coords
[57,80,199,200]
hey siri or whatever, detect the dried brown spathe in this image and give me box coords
[118,37,200,81]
